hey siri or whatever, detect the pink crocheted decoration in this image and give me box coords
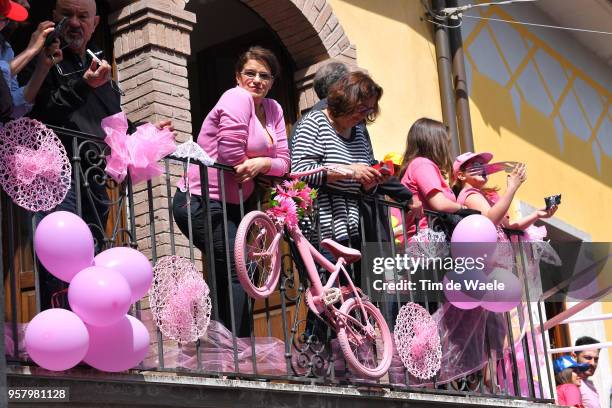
[394,302,441,379]
[149,256,211,344]
[0,118,71,211]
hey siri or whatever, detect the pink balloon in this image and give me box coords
[25,309,89,371]
[481,267,522,313]
[443,276,481,310]
[451,215,498,265]
[84,315,150,372]
[68,266,132,327]
[94,247,153,303]
[33,211,94,282]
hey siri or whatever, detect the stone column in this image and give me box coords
[108,1,198,263]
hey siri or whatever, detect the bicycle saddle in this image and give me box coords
[320,239,361,264]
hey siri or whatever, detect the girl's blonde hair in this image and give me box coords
[399,118,453,180]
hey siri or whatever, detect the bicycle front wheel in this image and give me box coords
[337,298,393,379]
[234,211,281,299]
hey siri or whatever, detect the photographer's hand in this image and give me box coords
[9,21,55,77]
[83,59,112,88]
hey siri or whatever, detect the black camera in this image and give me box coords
[544,194,561,210]
[44,17,68,47]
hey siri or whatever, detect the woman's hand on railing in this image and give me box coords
[349,164,382,186]
[235,157,272,183]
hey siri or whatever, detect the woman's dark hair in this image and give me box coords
[235,46,281,79]
[326,71,383,124]
[399,118,453,179]
[555,367,575,386]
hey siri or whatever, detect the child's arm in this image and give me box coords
[508,206,558,230]
[427,190,463,213]
[23,40,62,104]
[464,163,526,226]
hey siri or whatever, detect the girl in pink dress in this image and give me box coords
[452,152,558,233]
[398,118,470,239]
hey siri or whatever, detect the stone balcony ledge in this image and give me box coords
[7,365,560,408]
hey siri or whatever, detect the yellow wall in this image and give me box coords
[463,8,611,241]
[328,0,443,158]
[462,5,612,383]
[330,0,612,379]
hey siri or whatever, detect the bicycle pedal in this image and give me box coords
[323,287,342,305]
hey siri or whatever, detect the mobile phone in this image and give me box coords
[44,17,68,47]
[544,194,561,210]
[373,160,394,176]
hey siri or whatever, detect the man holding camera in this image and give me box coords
[24,0,174,309]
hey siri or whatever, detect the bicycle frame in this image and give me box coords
[284,226,371,328]
[236,165,394,377]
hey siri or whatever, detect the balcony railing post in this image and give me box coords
[517,237,545,399]
[0,198,7,408]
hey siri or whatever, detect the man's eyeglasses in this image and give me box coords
[240,70,273,82]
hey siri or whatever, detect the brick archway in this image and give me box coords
[239,0,356,69]
[110,0,357,113]
[238,0,357,112]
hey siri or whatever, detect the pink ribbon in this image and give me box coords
[12,147,62,185]
[101,112,176,184]
[410,324,436,359]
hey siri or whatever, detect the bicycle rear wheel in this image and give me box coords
[234,211,281,299]
[337,297,393,379]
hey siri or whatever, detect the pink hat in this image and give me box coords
[0,0,28,22]
[452,151,493,178]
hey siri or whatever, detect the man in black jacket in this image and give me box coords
[25,0,173,309]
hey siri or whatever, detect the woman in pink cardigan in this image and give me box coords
[173,46,290,336]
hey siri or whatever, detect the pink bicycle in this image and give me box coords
[234,166,393,379]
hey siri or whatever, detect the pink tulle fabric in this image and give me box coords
[149,256,211,344]
[0,118,71,211]
[101,112,176,185]
[394,303,441,380]
[141,311,287,375]
[498,328,549,399]
[4,322,27,360]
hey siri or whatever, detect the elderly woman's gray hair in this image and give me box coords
[313,61,349,100]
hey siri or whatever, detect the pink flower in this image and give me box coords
[282,179,299,189]
[280,181,300,198]
[267,196,299,227]
[297,187,313,209]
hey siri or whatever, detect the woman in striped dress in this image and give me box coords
[291,71,384,254]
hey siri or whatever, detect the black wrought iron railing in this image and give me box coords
[2,127,555,403]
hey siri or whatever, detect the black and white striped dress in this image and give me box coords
[290,110,375,242]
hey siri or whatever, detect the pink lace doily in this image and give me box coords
[394,302,441,379]
[149,256,211,344]
[0,118,71,211]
